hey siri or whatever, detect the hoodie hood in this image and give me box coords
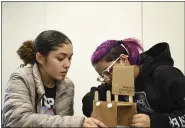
[139,42,174,78]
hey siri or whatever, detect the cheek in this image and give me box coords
[45,60,61,72]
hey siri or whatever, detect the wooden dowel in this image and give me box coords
[114,95,118,101]
[106,90,111,102]
[94,91,99,101]
[129,95,133,103]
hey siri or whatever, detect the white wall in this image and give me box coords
[142,2,184,72]
[2,2,46,108]
[2,2,184,116]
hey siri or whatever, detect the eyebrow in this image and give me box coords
[57,53,73,56]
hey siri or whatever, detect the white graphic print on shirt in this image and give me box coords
[40,95,56,115]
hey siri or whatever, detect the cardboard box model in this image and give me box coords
[92,65,137,127]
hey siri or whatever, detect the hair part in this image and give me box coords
[17,30,72,66]
[91,38,144,65]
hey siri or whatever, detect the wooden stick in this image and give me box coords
[106,90,111,102]
[94,91,99,101]
[114,95,118,101]
[129,95,133,103]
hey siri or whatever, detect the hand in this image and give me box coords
[131,114,150,128]
[82,117,107,127]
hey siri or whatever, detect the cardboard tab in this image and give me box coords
[112,65,135,96]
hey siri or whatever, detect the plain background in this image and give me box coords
[2,2,184,116]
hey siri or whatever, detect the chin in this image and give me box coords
[55,76,65,81]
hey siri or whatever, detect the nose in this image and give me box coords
[63,58,71,68]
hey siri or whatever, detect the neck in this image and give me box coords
[38,65,55,88]
[134,65,140,79]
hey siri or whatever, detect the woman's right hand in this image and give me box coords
[82,117,107,127]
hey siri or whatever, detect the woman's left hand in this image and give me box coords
[131,114,150,128]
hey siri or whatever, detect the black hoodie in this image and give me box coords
[82,43,185,128]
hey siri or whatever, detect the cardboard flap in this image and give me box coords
[112,65,135,96]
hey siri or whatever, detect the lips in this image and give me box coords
[61,72,68,75]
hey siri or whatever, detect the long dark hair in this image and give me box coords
[17,30,72,66]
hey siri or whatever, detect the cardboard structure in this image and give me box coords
[91,65,137,127]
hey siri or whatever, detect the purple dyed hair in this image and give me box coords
[91,38,144,65]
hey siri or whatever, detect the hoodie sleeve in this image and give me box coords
[82,91,94,117]
[150,66,185,128]
[82,84,110,117]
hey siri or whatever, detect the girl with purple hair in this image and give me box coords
[82,38,185,128]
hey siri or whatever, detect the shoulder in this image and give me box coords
[155,65,183,76]
[11,65,33,77]
[9,66,34,82]
[7,65,36,92]
[6,66,35,93]
[153,65,184,81]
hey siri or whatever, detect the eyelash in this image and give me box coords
[69,57,72,61]
[57,57,72,61]
[58,58,64,61]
